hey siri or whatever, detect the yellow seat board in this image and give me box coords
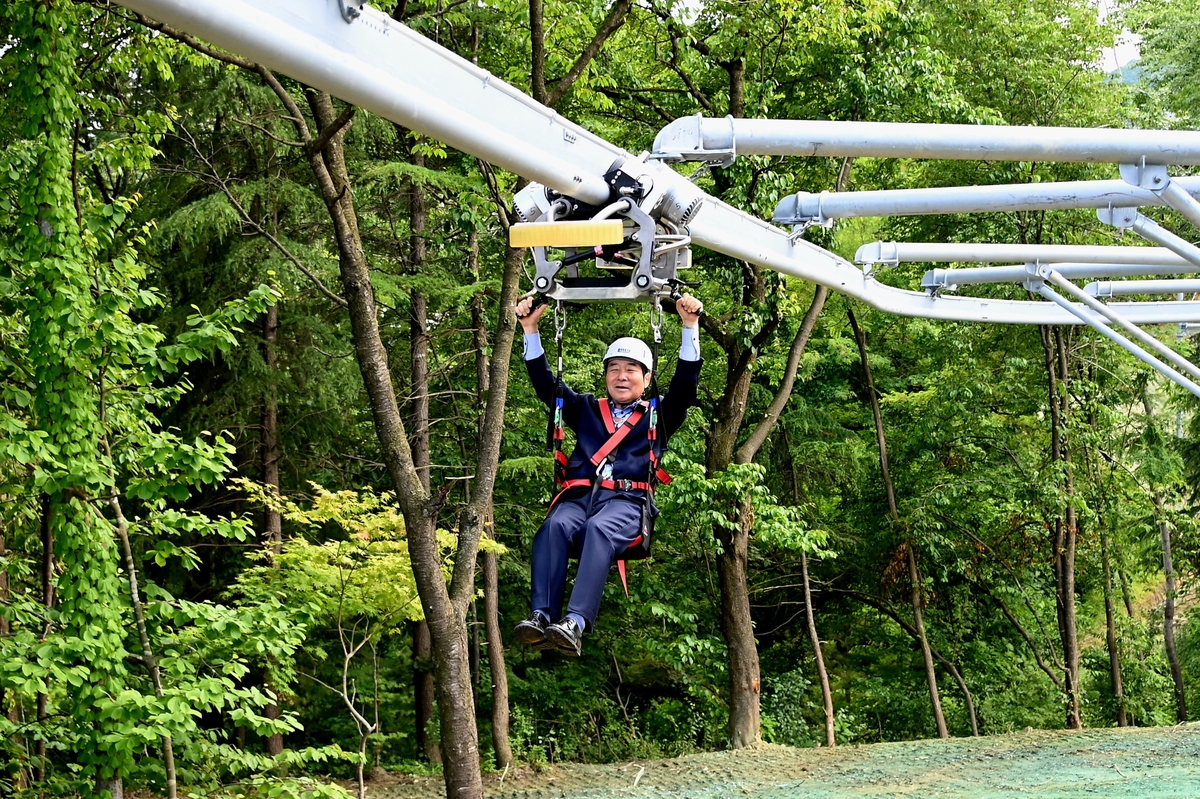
[509,220,625,248]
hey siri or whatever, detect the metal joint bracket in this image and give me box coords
[854,241,900,272]
[1021,261,1047,293]
[773,191,832,228]
[1097,204,1139,229]
[1120,159,1168,192]
[336,0,362,23]
[920,268,959,296]
[650,114,736,167]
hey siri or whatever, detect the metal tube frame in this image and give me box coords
[1041,269,1200,386]
[1087,279,1200,297]
[112,0,1200,392]
[1031,278,1200,397]
[773,178,1200,225]
[655,115,1200,165]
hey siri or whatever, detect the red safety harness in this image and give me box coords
[546,397,671,596]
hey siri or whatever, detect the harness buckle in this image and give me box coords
[614,479,634,491]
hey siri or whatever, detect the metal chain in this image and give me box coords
[650,295,664,345]
[553,300,566,375]
[553,299,567,341]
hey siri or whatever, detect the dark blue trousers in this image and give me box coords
[530,493,643,631]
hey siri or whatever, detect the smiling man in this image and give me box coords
[512,294,703,656]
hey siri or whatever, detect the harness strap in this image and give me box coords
[590,401,646,467]
[599,397,616,434]
[548,478,655,512]
[617,533,644,598]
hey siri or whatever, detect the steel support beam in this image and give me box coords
[1042,270,1200,385]
[655,115,1200,165]
[1124,213,1200,269]
[922,262,1198,290]
[113,0,621,204]
[773,178,1200,225]
[1088,279,1200,297]
[858,241,1192,267]
[1031,278,1200,398]
[1158,180,1200,229]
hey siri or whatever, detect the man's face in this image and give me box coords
[605,358,647,405]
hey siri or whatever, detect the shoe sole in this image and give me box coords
[514,623,548,647]
[545,626,582,657]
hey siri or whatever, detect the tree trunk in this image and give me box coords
[708,282,827,749]
[802,551,835,747]
[97,777,123,799]
[262,290,282,555]
[409,151,431,495]
[411,620,441,763]
[907,546,949,739]
[1156,504,1187,722]
[1140,387,1188,723]
[717,497,761,748]
[261,303,285,757]
[706,343,760,747]
[786,435,835,747]
[1040,326,1082,729]
[482,539,511,768]
[1100,520,1127,726]
[299,88,479,795]
[111,496,177,799]
[529,0,546,104]
[36,496,52,781]
[848,307,948,738]
[469,229,512,768]
[406,150,441,763]
[470,602,481,693]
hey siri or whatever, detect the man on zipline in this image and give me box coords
[513,293,704,656]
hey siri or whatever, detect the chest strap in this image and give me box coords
[592,399,646,466]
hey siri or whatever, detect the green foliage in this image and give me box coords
[2,0,1198,793]
[236,480,432,630]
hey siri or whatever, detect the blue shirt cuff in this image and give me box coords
[524,332,544,360]
[679,325,701,361]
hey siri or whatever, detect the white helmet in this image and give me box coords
[603,337,654,372]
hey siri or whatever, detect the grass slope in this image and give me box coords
[377,724,1200,798]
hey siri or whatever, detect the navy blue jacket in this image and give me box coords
[527,353,701,500]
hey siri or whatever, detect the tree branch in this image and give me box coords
[129,11,256,71]
[231,117,304,149]
[735,286,827,464]
[307,106,357,157]
[545,0,634,108]
[832,587,976,732]
[979,582,1065,691]
[700,314,734,355]
[177,123,348,308]
[666,37,714,113]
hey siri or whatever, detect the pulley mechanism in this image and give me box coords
[509,160,702,303]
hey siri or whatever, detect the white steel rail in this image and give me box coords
[773,178,1200,225]
[116,0,622,204]
[856,241,1193,267]
[115,0,1190,325]
[654,115,1200,165]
